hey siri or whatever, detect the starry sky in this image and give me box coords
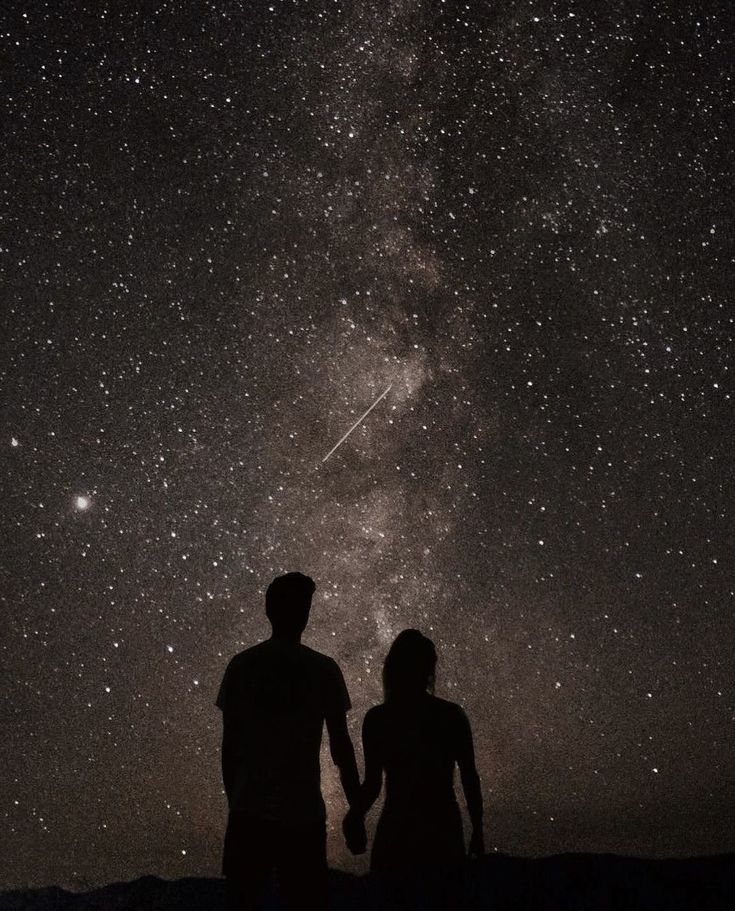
[2,0,734,892]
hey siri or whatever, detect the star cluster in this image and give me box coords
[2,0,733,890]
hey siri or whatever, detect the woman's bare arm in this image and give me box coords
[356,708,383,813]
[456,707,484,855]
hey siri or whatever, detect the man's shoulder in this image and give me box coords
[298,644,343,675]
[225,641,342,672]
[227,641,269,666]
[299,645,351,711]
[217,644,267,710]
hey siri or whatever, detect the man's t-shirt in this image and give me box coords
[216,638,351,825]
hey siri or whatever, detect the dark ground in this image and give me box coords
[1,853,733,910]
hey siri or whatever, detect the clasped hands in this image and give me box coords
[342,808,485,859]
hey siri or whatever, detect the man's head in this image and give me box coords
[265,572,316,638]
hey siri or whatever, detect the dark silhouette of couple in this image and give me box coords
[216,572,484,910]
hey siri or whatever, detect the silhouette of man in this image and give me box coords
[216,572,365,910]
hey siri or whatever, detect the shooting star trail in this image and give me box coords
[321,384,393,464]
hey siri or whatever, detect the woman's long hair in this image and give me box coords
[382,629,437,702]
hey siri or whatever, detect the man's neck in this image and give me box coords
[270,632,302,645]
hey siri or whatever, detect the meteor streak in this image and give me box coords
[321,384,393,464]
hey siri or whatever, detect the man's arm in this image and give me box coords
[325,710,360,809]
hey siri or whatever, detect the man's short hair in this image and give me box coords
[265,572,316,633]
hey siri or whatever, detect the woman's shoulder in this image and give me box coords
[429,695,469,723]
[429,694,461,710]
[363,702,387,725]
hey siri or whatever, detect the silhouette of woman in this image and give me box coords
[346,629,484,885]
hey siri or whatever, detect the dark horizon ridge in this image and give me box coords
[2,851,733,911]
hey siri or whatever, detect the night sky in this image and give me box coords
[2,0,734,892]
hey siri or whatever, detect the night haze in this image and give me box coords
[2,0,733,893]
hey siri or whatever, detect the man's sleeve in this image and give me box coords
[326,658,351,715]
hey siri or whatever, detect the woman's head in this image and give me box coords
[383,629,437,701]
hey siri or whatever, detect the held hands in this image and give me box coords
[468,826,485,859]
[342,808,367,855]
